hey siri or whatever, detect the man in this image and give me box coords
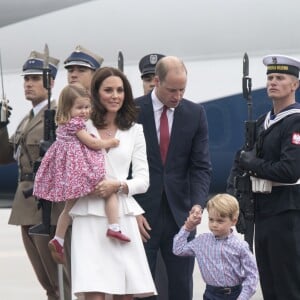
[0,50,71,299]
[135,56,212,300]
[239,54,300,300]
[139,53,165,95]
[138,53,167,300]
[64,45,104,89]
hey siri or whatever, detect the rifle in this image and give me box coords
[27,44,56,236]
[233,53,256,252]
[0,50,9,124]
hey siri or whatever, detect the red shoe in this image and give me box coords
[48,238,65,264]
[106,229,131,242]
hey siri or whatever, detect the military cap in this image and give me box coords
[64,45,104,70]
[22,50,59,79]
[263,54,300,77]
[139,53,165,78]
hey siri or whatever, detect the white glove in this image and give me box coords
[250,176,272,193]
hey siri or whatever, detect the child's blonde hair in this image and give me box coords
[56,83,91,125]
[206,193,239,221]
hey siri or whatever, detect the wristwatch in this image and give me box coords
[118,181,125,193]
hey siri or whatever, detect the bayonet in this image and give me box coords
[242,52,252,120]
[0,50,9,123]
[118,51,124,72]
[243,52,249,77]
[43,43,49,70]
[43,43,51,106]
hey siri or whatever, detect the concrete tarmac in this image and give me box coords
[0,208,263,299]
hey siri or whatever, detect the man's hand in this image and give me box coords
[136,215,151,242]
[0,104,12,129]
[184,205,202,232]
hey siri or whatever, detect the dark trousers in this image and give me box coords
[255,210,300,300]
[142,193,194,300]
[203,285,241,300]
[154,250,168,299]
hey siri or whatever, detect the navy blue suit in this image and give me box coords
[135,93,212,300]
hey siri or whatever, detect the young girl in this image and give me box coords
[33,84,130,264]
[173,194,259,300]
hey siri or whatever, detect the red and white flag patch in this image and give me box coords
[292,132,300,145]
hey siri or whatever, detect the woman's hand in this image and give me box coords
[94,179,118,198]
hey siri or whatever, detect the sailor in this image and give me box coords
[239,54,300,300]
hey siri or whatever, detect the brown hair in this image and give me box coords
[90,67,138,130]
[56,83,91,125]
[206,193,239,221]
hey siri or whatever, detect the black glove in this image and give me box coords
[0,104,12,129]
[239,149,257,171]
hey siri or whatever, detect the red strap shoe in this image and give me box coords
[48,238,65,264]
[106,229,131,242]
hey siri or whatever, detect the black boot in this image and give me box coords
[29,199,52,236]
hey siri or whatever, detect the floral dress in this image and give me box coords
[33,117,106,201]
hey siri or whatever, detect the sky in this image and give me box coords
[0,0,300,72]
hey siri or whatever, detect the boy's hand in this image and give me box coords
[184,205,202,232]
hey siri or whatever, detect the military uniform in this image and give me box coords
[239,54,300,300]
[0,50,71,300]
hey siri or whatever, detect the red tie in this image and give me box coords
[160,105,170,164]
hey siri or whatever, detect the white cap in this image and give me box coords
[263,54,300,77]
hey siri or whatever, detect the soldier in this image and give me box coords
[0,50,71,300]
[139,53,165,95]
[239,54,300,300]
[64,45,104,89]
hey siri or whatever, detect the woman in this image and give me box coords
[70,67,157,300]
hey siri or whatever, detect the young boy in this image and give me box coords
[173,194,259,300]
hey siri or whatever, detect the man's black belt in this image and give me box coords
[20,173,34,182]
[206,284,241,295]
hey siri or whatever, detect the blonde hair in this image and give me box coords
[56,83,91,125]
[206,193,239,220]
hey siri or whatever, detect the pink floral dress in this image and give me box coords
[33,117,106,201]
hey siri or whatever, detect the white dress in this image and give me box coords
[70,121,157,299]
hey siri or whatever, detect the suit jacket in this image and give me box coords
[135,93,212,227]
[0,100,64,225]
